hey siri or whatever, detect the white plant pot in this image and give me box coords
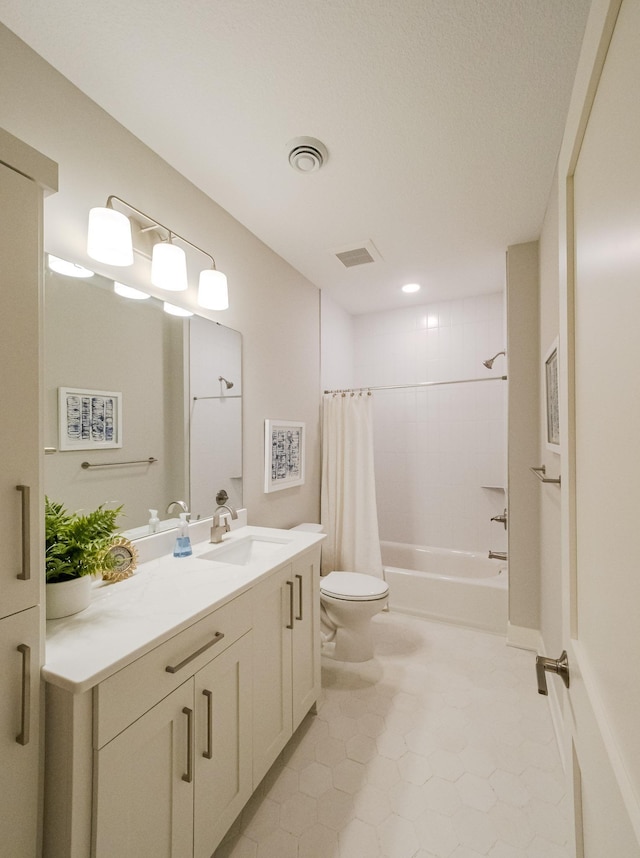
[46,575,92,620]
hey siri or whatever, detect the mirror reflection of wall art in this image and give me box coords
[544,339,560,451]
[264,419,305,492]
[58,387,123,451]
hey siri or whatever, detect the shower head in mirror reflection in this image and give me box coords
[482,350,506,369]
[219,376,234,389]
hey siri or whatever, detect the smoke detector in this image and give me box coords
[287,137,328,173]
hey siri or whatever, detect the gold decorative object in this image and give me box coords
[103,537,138,583]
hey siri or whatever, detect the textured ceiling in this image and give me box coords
[0,0,590,314]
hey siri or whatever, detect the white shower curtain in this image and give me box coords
[321,391,383,578]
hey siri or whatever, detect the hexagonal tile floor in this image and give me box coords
[215,612,571,858]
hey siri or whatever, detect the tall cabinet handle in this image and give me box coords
[295,574,303,621]
[16,485,30,581]
[16,644,31,746]
[182,707,194,783]
[203,690,213,760]
[286,580,294,629]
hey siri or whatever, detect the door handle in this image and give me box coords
[536,650,570,695]
[286,580,295,629]
[295,573,303,621]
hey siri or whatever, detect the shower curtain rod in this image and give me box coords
[323,375,507,395]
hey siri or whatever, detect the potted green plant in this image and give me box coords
[45,497,123,619]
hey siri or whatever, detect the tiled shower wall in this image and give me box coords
[353,292,507,553]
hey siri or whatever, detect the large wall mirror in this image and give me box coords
[44,258,242,537]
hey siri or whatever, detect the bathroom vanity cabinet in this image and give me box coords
[0,131,57,857]
[252,552,321,784]
[42,532,322,858]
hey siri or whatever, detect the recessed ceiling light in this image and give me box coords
[48,254,94,278]
[114,282,150,300]
[402,283,421,294]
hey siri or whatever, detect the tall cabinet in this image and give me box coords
[0,128,58,856]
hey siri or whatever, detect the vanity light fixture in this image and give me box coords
[48,254,95,278]
[163,302,193,317]
[86,195,229,309]
[113,282,150,300]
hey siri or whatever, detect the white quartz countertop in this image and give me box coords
[43,523,324,694]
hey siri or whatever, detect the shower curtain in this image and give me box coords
[321,391,383,578]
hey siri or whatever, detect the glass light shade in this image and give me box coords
[114,282,150,300]
[163,302,193,317]
[48,254,94,278]
[151,242,188,291]
[87,207,134,266]
[197,269,229,310]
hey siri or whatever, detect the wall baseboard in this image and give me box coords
[506,622,541,651]
[507,623,567,773]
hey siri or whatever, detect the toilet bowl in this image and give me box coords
[320,571,389,663]
[290,523,389,662]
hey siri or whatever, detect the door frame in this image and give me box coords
[556,0,640,850]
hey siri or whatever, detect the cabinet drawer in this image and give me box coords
[94,591,251,748]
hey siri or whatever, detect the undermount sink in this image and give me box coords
[198,536,293,566]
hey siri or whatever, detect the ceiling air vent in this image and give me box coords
[333,240,382,269]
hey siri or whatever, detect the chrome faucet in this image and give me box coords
[488,550,507,561]
[490,509,508,530]
[166,499,189,515]
[210,503,238,544]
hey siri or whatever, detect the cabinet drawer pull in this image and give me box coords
[16,644,31,746]
[182,707,194,783]
[165,631,225,674]
[203,689,213,759]
[295,574,303,621]
[286,580,294,629]
[16,485,30,581]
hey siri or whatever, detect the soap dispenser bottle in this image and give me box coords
[173,513,192,558]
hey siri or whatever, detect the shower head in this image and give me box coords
[482,350,506,370]
[218,376,234,389]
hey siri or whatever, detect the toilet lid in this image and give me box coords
[320,571,389,601]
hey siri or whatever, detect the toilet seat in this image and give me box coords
[320,571,389,602]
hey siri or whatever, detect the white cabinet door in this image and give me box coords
[93,682,194,858]
[291,550,320,731]
[0,162,42,620]
[0,607,40,857]
[252,565,293,785]
[194,632,253,858]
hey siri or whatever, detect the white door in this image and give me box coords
[559,0,640,853]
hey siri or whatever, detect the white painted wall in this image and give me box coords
[353,293,507,552]
[538,174,563,655]
[506,241,541,633]
[0,24,321,528]
[320,291,354,391]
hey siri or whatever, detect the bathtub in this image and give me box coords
[381,541,508,633]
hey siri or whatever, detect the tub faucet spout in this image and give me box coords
[488,550,507,561]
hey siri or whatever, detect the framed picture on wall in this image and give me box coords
[544,339,560,452]
[264,419,305,492]
[58,387,123,451]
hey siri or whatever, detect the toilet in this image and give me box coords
[291,524,389,663]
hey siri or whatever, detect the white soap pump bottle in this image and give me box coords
[149,509,160,533]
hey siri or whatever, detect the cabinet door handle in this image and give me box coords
[295,574,303,621]
[286,580,294,629]
[182,707,194,783]
[16,485,30,581]
[165,631,225,674]
[203,689,213,760]
[16,644,31,746]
